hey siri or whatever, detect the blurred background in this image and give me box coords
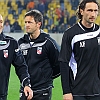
[1,0,100,34]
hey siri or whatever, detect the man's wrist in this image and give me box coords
[25,83,31,88]
[23,78,31,87]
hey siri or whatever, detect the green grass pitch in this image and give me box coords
[7,66,63,100]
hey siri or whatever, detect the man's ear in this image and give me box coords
[38,22,41,26]
[80,9,84,16]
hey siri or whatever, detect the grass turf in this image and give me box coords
[7,66,62,100]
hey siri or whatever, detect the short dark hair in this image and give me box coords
[76,0,99,19]
[25,9,43,28]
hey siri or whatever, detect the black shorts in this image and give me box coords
[20,87,52,100]
[73,95,100,100]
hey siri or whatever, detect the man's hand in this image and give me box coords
[24,86,33,100]
[63,93,73,100]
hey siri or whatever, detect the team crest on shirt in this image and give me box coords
[97,37,100,45]
[37,47,42,54]
[3,50,8,58]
